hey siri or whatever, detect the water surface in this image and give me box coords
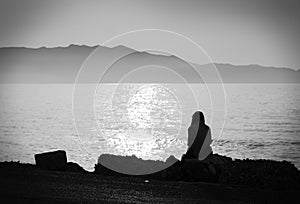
[0,84,299,171]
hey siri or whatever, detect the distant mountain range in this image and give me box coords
[0,45,299,83]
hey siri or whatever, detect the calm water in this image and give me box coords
[0,84,299,171]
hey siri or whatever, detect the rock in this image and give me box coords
[182,159,211,182]
[213,155,300,190]
[164,160,182,181]
[34,150,67,171]
[97,154,172,175]
[166,155,179,165]
[94,153,300,190]
[65,162,86,173]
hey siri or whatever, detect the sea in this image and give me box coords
[0,84,299,171]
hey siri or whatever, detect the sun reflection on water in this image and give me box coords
[95,84,184,160]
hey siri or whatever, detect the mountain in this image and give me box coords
[0,45,299,83]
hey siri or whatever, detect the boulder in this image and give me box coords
[34,150,67,171]
[97,154,171,175]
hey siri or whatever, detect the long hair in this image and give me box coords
[191,111,205,125]
[185,111,208,160]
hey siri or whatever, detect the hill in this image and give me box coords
[0,45,299,83]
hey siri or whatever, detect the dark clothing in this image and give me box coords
[184,122,209,159]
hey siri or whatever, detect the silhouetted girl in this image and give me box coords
[184,111,213,160]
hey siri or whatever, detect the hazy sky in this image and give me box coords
[0,0,299,69]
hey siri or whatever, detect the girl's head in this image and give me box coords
[192,111,205,125]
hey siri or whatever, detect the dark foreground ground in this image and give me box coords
[0,162,299,203]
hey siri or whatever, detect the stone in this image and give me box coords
[65,162,86,173]
[34,150,67,171]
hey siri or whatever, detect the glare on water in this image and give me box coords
[94,84,184,160]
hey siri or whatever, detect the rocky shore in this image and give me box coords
[95,153,300,190]
[0,150,299,203]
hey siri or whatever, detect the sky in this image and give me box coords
[0,0,299,69]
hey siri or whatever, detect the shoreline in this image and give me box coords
[1,150,300,203]
[1,161,299,203]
